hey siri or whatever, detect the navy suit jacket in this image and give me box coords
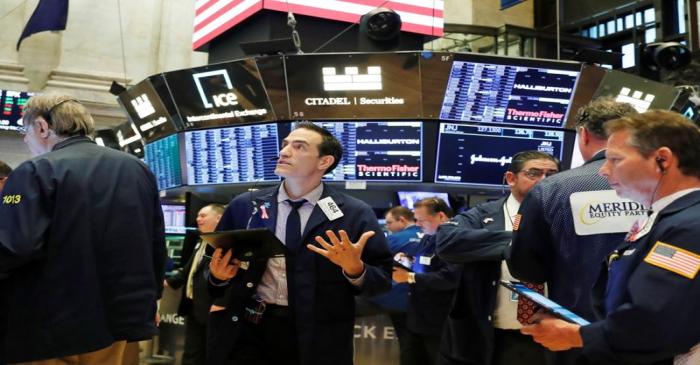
[436,197,514,365]
[207,183,392,365]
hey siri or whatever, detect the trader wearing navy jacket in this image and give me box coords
[207,122,392,365]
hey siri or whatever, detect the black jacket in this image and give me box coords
[0,136,166,363]
[207,183,392,365]
[436,198,513,365]
[166,240,214,324]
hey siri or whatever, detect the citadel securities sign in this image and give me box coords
[570,190,647,236]
[286,53,422,119]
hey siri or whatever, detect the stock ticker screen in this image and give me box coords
[184,123,283,185]
[306,121,422,182]
[440,57,580,128]
[162,204,187,234]
[144,134,182,190]
[0,89,34,131]
[435,123,565,187]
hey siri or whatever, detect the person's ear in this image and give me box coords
[505,171,517,187]
[318,155,334,172]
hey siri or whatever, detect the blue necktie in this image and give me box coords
[285,199,306,251]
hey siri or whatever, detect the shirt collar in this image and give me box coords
[505,194,520,218]
[651,188,700,213]
[277,182,324,205]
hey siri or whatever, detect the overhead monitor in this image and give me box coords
[118,76,180,143]
[162,204,187,234]
[184,123,286,185]
[112,120,144,158]
[435,123,565,187]
[164,58,274,129]
[0,89,34,132]
[301,121,422,182]
[398,191,451,210]
[285,53,422,119]
[439,54,580,128]
[592,69,681,112]
[144,134,182,190]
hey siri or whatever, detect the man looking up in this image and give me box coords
[207,122,392,365]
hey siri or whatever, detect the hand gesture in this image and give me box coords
[307,230,374,277]
[209,248,240,281]
[392,266,410,283]
[520,314,583,351]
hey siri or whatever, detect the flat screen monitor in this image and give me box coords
[301,121,422,182]
[163,58,274,129]
[118,76,179,143]
[398,191,451,209]
[285,53,422,119]
[144,134,182,190]
[0,89,34,132]
[592,69,680,112]
[184,123,284,185]
[162,204,187,234]
[435,123,565,187]
[112,120,145,158]
[439,54,580,128]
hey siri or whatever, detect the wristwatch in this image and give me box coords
[407,272,416,284]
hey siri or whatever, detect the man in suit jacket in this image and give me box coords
[521,111,700,364]
[207,122,392,365]
[165,203,224,365]
[436,151,559,365]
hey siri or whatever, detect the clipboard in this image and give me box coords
[499,280,591,326]
[200,228,288,260]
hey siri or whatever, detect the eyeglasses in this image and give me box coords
[519,168,559,179]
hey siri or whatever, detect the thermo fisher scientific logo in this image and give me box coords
[192,70,238,109]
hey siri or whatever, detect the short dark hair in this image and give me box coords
[605,110,700,178]
[386,206,414,221]
[574,97,638,139]
[0,161,11,178]
[294,122,343,174]
[414,197,453,218]
[507,151,559,173]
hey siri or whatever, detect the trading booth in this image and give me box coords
[111,51,685,363]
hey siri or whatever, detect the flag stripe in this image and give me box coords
[192,0,443,49]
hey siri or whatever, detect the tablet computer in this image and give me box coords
[500,280,591,326]
[200,228,287,260]
[392,260,413,272]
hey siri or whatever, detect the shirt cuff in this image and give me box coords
[343,266,367,287]
[208,273,231,287]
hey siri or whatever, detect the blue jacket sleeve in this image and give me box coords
[436,209,512,264]
[507,185,553,284]
[354,207,393,297]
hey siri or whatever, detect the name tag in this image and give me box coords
[419,256,432,265]
[318,196,344,221]
[569,190,646,236]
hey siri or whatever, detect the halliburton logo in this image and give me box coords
[322,66,382,91]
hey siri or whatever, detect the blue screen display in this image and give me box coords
[144,134,182,190]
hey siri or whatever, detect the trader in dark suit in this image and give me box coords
[392,197,460,365]
[521,111,700,364]
[206,122,392,365]
[165,203,224,365]
[436,151,558,365]
[507,98,638,365]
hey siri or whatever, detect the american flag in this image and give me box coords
[193,0,444,50]
[644,242,700,279]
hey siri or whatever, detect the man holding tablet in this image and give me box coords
[521,111,700,364]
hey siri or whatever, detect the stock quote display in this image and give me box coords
[440,59,579,128]
[185,123,281,185]
[307,121,422,182]
[435,123,564,187]
[0,89,34,131]
[144,134,182,190]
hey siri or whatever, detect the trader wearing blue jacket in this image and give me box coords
[521,111,700,365]
[207,122,392,365]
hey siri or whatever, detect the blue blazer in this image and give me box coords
[436,197,514,365]
[207,183,392,365]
